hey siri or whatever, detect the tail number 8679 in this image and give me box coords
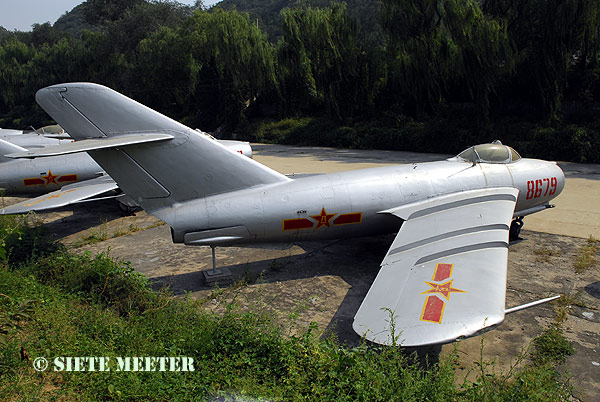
[526,177,557,200]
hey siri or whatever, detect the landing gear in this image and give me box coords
[509,217,523,241]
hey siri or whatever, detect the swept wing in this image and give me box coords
[353,187,518,346]
[1,176,119,214]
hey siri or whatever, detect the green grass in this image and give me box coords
[0,217,576,401]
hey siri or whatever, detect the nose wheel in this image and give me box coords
[509,217,523,241]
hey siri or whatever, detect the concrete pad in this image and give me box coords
[526,178,600,239]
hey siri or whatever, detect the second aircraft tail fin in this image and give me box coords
[0,139,27,164]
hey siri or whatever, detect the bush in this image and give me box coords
[25,251,156,316]
[531,326,575,366]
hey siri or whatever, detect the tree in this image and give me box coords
[444,0,511,121]
[482,0,597,120]
[133,26,199,121]
[278,4,380,120]
[378,0,454,116]
[184,9,278,129]
[83,0,146,26]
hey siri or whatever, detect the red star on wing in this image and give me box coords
[310,208,336,230]
[421,280,466,300]
[42,170,59,185]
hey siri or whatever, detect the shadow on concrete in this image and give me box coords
[585,281,600,299]
[150,235,391,346]
[41,199,125,240]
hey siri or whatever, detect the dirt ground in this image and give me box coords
[7,144,600,401]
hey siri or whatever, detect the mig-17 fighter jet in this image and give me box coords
[0,129,252,213]
[7,83,565,347]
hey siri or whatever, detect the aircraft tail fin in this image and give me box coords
[35,83,290,213]
[0,139,28,163]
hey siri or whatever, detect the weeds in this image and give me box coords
[0,294,36,347]
[530,326,575,366]
[534,247,561,263]
[72,220,166,248]
[573,236,599,273]
[552,292,587,324]
[72,226,110,248]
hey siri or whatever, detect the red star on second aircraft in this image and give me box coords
[41,170,59,185]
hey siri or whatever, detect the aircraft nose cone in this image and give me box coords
[553,162,566,198]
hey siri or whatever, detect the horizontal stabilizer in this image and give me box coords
[354,187,518,346]
[6,133,174,159]
[0,176,118,214]
[34,83,290,213]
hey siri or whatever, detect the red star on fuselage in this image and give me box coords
[311,208,336,230]
[41,170,59,185]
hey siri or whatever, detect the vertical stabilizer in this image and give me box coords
[35,83,290,212]
[0,139,27,163]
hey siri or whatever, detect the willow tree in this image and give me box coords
[183,9,277,130]
[482,0,598,120]
[134,26,198,122]
[378,0,453,116]
[0,37,89,127]
[0,38,35,116]
[278,4,380,121]
[378,0,510,120]
[444,0,511,121]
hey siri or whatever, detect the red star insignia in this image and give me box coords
[42,170,59,185]
[421,280,466,300]
[311,208,336,230]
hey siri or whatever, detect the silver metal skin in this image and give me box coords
[0,135,252,198]
[0,132,74,149]
[0,148,103,195]
[30,83,565,346]
[163,157,564,246]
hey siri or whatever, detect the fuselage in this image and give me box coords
[0,137,252,196]
[163,157,565,246]
[0,153,103,195]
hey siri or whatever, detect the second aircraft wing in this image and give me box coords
[0,176,119,215]
[353,187,519,346]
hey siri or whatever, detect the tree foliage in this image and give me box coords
[279,4,379,120]
[1,0,600,161]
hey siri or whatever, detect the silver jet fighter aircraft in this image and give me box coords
[14,83,565,347]
[0,131,252,213]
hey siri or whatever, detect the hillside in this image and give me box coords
[214,0,380,41]
[53,4,96,37]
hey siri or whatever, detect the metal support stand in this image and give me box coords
[203,245,233,286]
[211,246,219,274]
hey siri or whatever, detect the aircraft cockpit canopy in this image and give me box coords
[456,143,521,164]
